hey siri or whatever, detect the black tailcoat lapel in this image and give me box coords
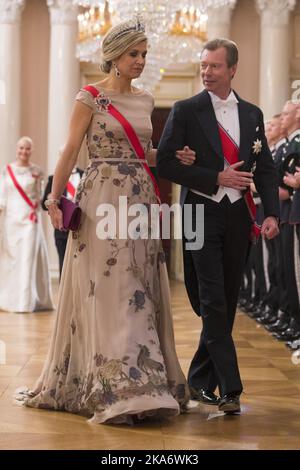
[194,91,223,161]
[194,89,256,164]
[236,93,255,163]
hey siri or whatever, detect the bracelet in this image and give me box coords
[45,198,60,208]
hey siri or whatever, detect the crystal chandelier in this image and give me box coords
[168,7,208,64]
[176,0,236,11]
[170,9,207,42]
[76,1,115,62]
[74,0,236,90]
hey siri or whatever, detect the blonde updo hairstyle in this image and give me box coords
[100,19,147,74]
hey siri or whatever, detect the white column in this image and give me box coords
[47,0,80,174]
[0,0,24,168]
[257,0,296,119]
[206,1,237,40]
[46,0,80,278]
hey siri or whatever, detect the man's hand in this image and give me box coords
[283,168,300,189]
[261,216,279,240]
[283,173,299,189]
[176,146,196,165]
[294,168,300,186]
[217,161,253,190]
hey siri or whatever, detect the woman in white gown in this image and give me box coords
[15,19,195,424]
[0,136,53,312]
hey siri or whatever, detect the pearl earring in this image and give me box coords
[113,63,121,78]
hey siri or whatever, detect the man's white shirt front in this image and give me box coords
[191,90,242,203]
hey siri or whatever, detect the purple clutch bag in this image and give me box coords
[59,196,82,231]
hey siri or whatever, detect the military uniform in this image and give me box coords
[275,131,300,340]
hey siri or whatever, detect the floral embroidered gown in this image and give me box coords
[17,86,189,424]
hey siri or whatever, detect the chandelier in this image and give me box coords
[76,1,114,62]
[74,0,235,89]
[77,2,112,43]
[168,7,208,64]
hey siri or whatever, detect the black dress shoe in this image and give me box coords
[291,339,300,349]
[258,309,278,325]
[237,298,248,308]
[285,339,300,350]
[266,319,289,332]
[190,387,220,405]
[248,308,264,319]
[218,393,241,414]
[273,327,300,341]
[241,302,258,313]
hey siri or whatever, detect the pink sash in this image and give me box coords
[83,85,161,205]
[218,123,260,241]
[7,164,38,223]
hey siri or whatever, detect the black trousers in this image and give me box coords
[55,237,68,281]
[254,236,269,305]
[184,192,251,397]
[283,224,300,327]
[240,242,257,303]
[276,225,291,314]
[262,236,284,311]
[282,224,300,325]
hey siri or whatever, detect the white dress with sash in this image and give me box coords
[0,162,53,312]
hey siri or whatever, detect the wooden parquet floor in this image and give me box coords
[0,280,300,450]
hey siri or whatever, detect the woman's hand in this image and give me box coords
[48,204,64,231]
[176,146,196,165]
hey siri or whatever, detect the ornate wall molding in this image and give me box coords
[47,0,78,25]
[207,0,237,26]
[256,0,296,26]
[0,0,24,24]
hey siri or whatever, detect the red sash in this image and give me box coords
[83,85,161,205]
[7,164,38,223]
[66,180,76,199]
[217,124,260,240]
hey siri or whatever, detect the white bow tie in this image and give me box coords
[213,96,237,109]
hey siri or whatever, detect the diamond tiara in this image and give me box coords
[106,16,146,44]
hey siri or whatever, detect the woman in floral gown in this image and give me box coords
[16,19,194,424]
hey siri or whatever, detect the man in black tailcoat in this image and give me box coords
[157,39,279,413]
